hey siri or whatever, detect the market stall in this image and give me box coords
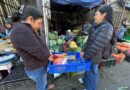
[47,30,92,75]
[0,39,16,80]
[52,0,102,9]
[47,0,102,75]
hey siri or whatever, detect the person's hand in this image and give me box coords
[82,53,89,60]
[80,52,84,57]
[49,55,53,61]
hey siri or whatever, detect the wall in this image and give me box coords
[0,0,20,25]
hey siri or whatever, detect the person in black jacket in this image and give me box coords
[80,5,114,90]
[10,6,54,90]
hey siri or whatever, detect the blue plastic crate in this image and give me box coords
[48,58,91,74]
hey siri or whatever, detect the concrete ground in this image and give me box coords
[0,60,130,90]
[52,61,130,90]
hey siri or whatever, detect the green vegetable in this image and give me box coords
[57,39,64,45]
[49,40,57,47]
[49,31,58,40]
[77,36,86,44]
[52,31,58,36]
[126,27,130,36]
[68,47,81,52]
[54,45,60,52]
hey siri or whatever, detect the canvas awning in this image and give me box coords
[52,0,102,9]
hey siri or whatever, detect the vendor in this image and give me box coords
[65,29,74,42]
[117,18,130,42]
[63,30,73,52]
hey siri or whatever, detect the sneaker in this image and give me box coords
[78,78,84,84]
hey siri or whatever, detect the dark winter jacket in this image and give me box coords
[83,20,113,64]
[10,22,50,71]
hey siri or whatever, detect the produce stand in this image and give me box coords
[0,39,17,80]
[121,36,130,62]
[98,41,130,78]
[0,39,31,89]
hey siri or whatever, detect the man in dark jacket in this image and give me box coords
[81,5,114,90]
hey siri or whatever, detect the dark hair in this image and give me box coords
[12,6,43,22]
[4,18,12,25]
[11,12,20,22]
[98,5,113,25]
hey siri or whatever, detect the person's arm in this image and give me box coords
[83,27,113,59]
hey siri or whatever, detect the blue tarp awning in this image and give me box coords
[52,0,102,9]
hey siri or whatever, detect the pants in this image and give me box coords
[26,66,47,90]
[83,63,99,90]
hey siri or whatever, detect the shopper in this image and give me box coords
[80,5,114,90]
[117,18,130,42]
[10,6,54,90]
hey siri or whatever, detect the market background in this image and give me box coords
[0,0,130,90]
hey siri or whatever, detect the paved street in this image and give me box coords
[53,61,130,90]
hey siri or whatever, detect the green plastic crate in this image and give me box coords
[123,36,130,42]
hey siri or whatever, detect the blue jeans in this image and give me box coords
[83,63,99,90]
[26,66,47,90]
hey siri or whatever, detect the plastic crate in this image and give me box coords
[48,52,91,74]
[123,36,130,40]
[123,36,130,42]
[48,59,91,74]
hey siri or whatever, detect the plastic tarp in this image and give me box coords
[52,0,102,9]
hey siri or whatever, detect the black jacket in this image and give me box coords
[10,22,50,71]
[83,21,113,64]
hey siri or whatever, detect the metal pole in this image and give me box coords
[42,0,49,45]
[118,0,127,31]
[36,0,50,46]
[36,0,45,39]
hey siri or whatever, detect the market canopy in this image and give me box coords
[51,0,103,9]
